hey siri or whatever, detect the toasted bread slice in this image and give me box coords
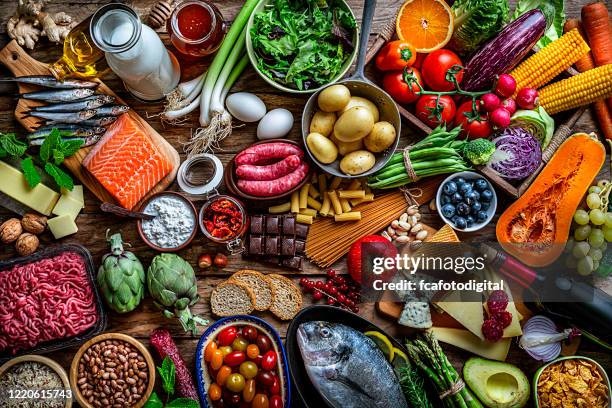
[210,280,255,317]
[229,270,273,311]
[268,274,302,320]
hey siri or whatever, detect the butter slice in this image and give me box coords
[0,160,59,215]
[52,194,82,220]
[432,327,511,361]
[47,214,78,239]
[61,185,84,208]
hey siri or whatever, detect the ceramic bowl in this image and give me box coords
[69,333,155,408]
[195,315,291,407]
[136,191,198,252]
[245,0,358,94]
[533,356,611,408]
[436,171,498,233]
[0,355,73,408]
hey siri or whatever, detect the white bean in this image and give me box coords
[411,223,423,233]
[398,221,411,231]
[391,220,400,229]
[399,213,408,223]
[396,235,411,243]
[416,230,428,241]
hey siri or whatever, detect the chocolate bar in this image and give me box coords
[266,215,280,235]
[250,215,264,235]
[248,235,263,255]
[265,236,280,255]
[282,256,303,270]
[296,223,308,239]
[282,215,296,235]
[295,239,305,254]
[281,238,296,257]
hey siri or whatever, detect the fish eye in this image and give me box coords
[320,327,331,338]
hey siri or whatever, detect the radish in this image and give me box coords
[480,93,501,112]
[494,74,517,98]
[516,88,539,109]
[490,108,511,128]
[500,98,517,115]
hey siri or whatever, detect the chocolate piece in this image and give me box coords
[295,223,309,239]
[281,238,296,256]
[265,236,280,255]
[250,215,264,235]
[282,256,303,270]
[295,239,306,254]
[282,215,296,235]
[248,236,263,255]
[266,215,280,235]
[269,256,281,265]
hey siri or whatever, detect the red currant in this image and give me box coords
[329,287,338,295]
[337,294,346,303]
[326,269,336,278]
[299,278,308,287]
[315,281,324,289]
[334,276,345,285]
[312,290,323,301]
[352,306,359,313]
[327,298,335,305]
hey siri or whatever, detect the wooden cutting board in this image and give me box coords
[0,40,180,209]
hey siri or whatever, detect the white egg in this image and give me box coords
[257,108,294,140]
[226,92,267,122]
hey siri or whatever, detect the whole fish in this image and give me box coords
[19,88,95,103]
[28,109,97,123]
[29,125,106,138]
[77,116,118,127]
[297,322,408,408]
[29,134,102,147]
[94,105,130,116]
[31,95,115,112]
[0,75,98,89]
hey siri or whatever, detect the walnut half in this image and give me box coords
[0,218,23,244]
[21,213,47,235]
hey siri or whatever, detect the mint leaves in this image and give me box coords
[144,357,198,408]
[0,132,27,158]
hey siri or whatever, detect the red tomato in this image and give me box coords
[270,395,283,408]
[242,326,258,342]
[413,53,426,70]
[415,95,456,128]
[217,326,237,346]
[421,49,464,91]
[269,375,281,395]
[382,68,422,105]
[224,351,246,367]
[454,101,493,139]
[252,394,269,408]
[256,371,275,386]
[261,351,278,371]
[256,335,271,353]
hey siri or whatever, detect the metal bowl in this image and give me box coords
[246,0,358,94]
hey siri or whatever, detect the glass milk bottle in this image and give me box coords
[90,3,180,101]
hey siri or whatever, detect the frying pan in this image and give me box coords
[301,0,401,179]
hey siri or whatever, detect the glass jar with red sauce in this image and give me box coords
[167,0,225,58]
[199,194,249,253]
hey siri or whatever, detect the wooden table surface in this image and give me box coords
[0,0,611,407]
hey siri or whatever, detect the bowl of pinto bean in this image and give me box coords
[225,139,311,201]
[69,333,155,408]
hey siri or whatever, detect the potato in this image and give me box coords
[310,111,336,137]
[364,121,397,153]
[318,84,351,112]
[340,96,380,122]
[331,134,363,156]
[333,107,374,142]
[307,132,338,164]
[340,150,376,175]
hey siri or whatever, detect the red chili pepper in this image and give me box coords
[375,40,417,71]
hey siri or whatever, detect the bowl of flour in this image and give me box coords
[137,192,197,252]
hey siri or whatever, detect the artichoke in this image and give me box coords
[147,253,207,335]
[97,232,145,313]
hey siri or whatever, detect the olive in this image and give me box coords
[476,210,488,222]
[242,326,258,342]
[239,361,259,379]
[442,181,458,195]
[466,215,475,228]
[471,201,482,213]
[232,337,249,352]
[441,204,455,219]
[458,182,473,195]
[256,335,271,353]
[452,216,467,229]
[481,189,493,202]
[226,373,246,393]
[474,178,488,191]
[456,202,471,216]
[451,192,463,204]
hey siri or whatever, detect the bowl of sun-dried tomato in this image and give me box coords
[199,195,250,253]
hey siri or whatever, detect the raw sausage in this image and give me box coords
[234,142,304,166]
[237,162,309,197]
[236,155,302,181]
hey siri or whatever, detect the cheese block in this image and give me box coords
[435,290,485,340]
[432,327,511,361]
[61,185,84,208]
[47,214,78,239]
[399,301,432,328]
[52,194,82,220]
[0,160,59,215]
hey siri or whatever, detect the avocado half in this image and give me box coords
[463,357,530,408]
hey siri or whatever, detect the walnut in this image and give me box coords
[21,213,47,235]
[1,218,23,244]
[15,233,39,256]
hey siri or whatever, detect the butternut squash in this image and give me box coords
[496,133,605,267]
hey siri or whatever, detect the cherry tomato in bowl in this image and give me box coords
[416,95,456,128]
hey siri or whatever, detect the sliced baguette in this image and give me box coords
[229,270,273,311]
[210,280,255,317]
[268,274,302,320]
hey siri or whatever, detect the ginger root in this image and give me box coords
[7,0,75,49]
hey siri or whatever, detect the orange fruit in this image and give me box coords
[396,0,454,53]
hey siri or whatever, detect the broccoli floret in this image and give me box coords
[464,138,496,165]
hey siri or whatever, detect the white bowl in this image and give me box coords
[436,171,497,233]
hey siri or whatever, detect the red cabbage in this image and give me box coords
[486,127,542,180]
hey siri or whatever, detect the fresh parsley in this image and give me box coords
[144,357,198,408]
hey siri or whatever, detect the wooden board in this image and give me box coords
[0,40,180,210]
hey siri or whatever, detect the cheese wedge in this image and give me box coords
[0,160,59,215]
[432,327,511,361]
[61,185,84,208]
[435,290,485,340]
[47,214,78,239]
[52,194,82,220]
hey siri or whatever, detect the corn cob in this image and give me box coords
[510,28,591,91]
[539,64,612,114]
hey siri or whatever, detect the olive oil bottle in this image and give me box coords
[49,16,109,80]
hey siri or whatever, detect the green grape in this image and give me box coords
[572,241,591,258]
[593,260,600,271]
[588,248,603,261]
[574,224,591,241]
[597,179,609,189]
[577,256,594,276]
[573,209,590,225]
[588,228,605,247]
[600,241,608,252]
[605,212,612,228]
[565,256,578,269]
[605,227,612,242]
[588,185,602,194]
[564,238,575,253]
[586,193,602,210]
[590,209,605,225]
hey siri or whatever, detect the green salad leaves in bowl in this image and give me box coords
[247,0,358,93]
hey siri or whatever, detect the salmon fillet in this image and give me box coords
[83,114,172,209]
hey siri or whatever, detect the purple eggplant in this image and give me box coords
[461,9,547,91]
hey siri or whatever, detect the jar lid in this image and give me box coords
[177,153,224,196]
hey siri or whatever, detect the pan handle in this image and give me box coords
[353,0,377,81]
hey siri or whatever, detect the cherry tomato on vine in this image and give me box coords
[421,49,464,91]
[382,68,422,105]
[454,101,493,139]
[415,95,456,128]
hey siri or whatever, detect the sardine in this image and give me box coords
[19,88,95,102]
[29,124,106,137]
[29,134,102,147]
[31,95,115,112]
[78,116,118,127]
[94,105,130,116]
[0,75,99,89]
[29,109,97,123]
[297,322,408,408]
